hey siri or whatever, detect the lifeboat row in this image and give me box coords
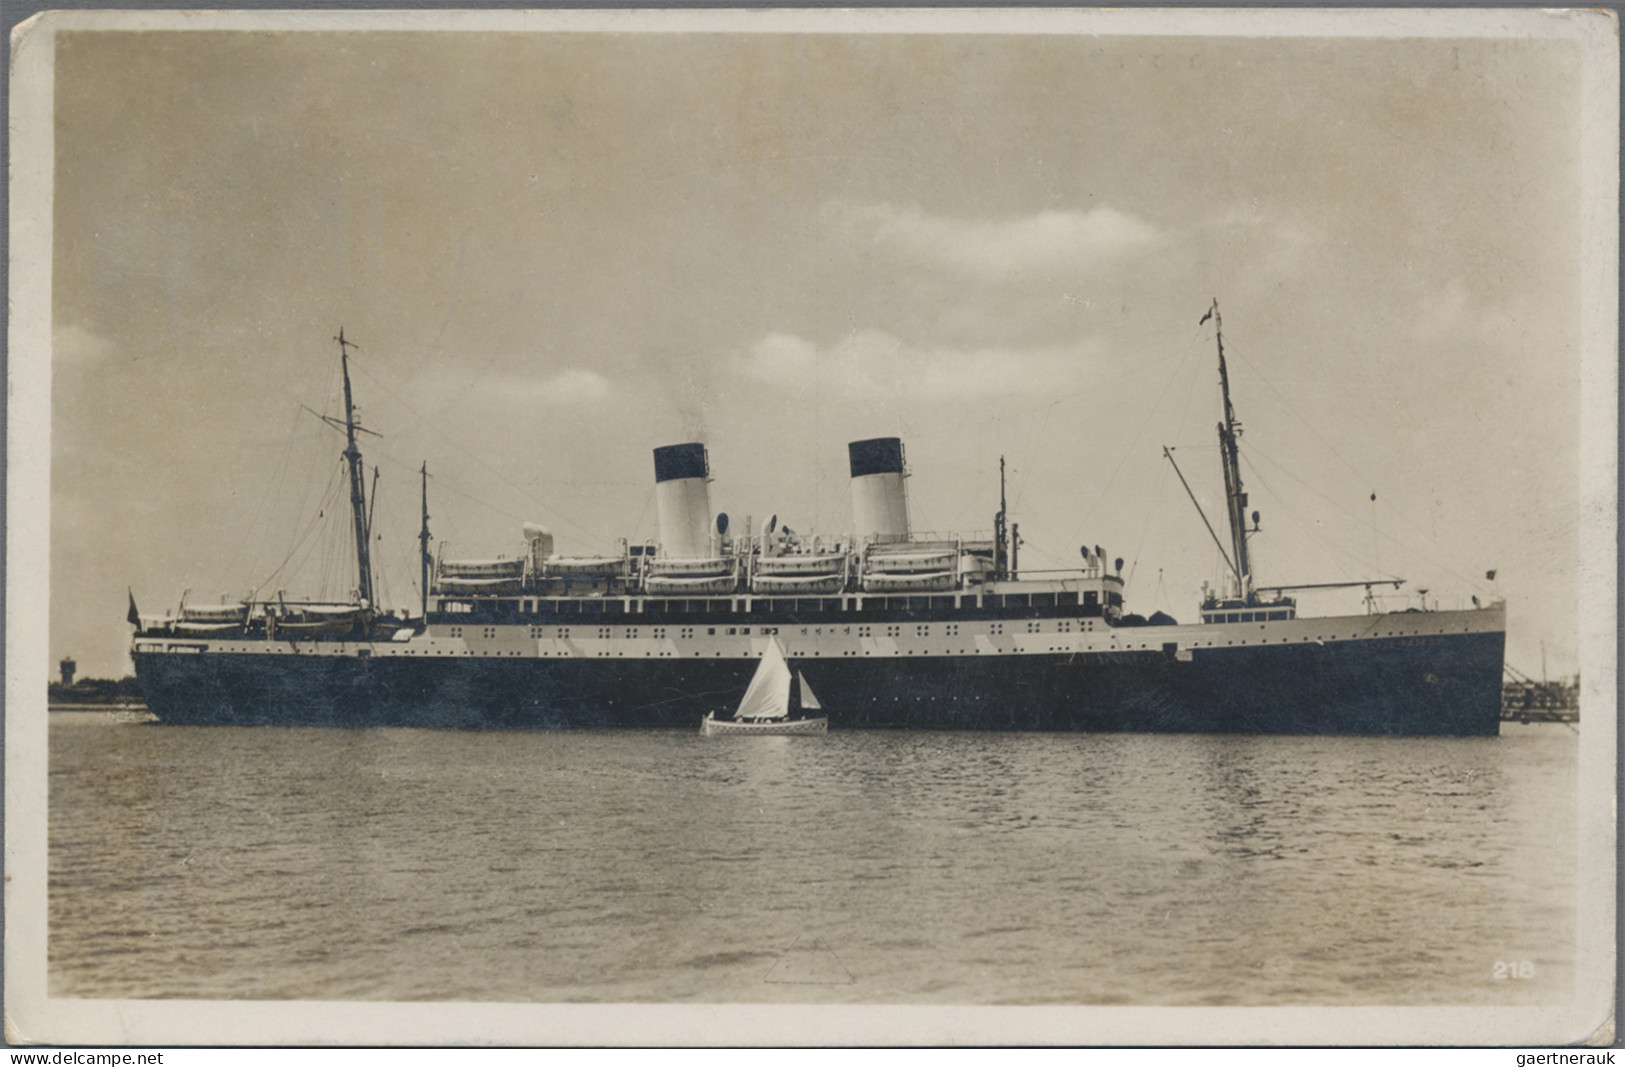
[435,547,967,597]
[442,555,631,578]
[437,555,627,594]
[165,602,369,637]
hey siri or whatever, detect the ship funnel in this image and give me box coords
[523,523,554,572]
[848,437,910,545]
[653,442,713,559]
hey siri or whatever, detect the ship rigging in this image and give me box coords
[1164,300,1411,625]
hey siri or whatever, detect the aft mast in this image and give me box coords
[336,328,375,609]
[419,462,431,620]
[1206,300,1254,602]
[1190,302,1390,623]
[993,456,1009,581]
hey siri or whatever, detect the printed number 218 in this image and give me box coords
[1493,961,1535,980]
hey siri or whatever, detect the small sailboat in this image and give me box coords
[701,637,828,735]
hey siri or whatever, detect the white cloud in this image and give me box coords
[828,201,1163,281]
[534,368,611,405]
[414,364,611,410]
[1409,277,1531,351]
[54,323,120,366]
[1201,203,1325,248]
[744,332,820,381]
[736,328,1093,403]
[1412,277,1475,341]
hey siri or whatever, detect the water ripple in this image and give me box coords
[48,717,1577,1004]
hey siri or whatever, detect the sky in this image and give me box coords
[47,22,1589,680]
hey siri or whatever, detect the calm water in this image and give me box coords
[49,715,1577,1005]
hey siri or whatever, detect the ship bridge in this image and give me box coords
[1199,596,1298,625]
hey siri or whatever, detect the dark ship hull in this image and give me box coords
[134,616,1504,735]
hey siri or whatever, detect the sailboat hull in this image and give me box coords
[700,713,828,735]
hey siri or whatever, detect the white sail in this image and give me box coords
[734,637,793,720]
[797,670,822,712]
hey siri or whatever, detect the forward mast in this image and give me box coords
[1210,300,1255,602]
[336,328,374,610]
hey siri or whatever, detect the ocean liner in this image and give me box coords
[130,306,1506,733]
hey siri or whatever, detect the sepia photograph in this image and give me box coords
[6,6,1616,1047]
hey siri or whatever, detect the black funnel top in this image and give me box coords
[848,437,905,478]
[653,442,708,483]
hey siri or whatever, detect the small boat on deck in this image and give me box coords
[273,603,367,636]
[701,636,828,735]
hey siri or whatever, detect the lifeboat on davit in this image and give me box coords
[858,547,960,592]
[750,551,848,594]
[864,547,958,574]
[541,556,630,578]
[860,569,958,593]
[644,572,739,595]
[435,557,526,595]
[173,599,250,634]
[753,553,846,576]
[178,601,249,623]
[273,603,366,635]
[750,572,846,595]
[644,557,738,595]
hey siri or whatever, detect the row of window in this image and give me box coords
[444,627,504,640]
[439,590,1104,616]
[1205,610,1293,624]
[455,620,1101,640]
